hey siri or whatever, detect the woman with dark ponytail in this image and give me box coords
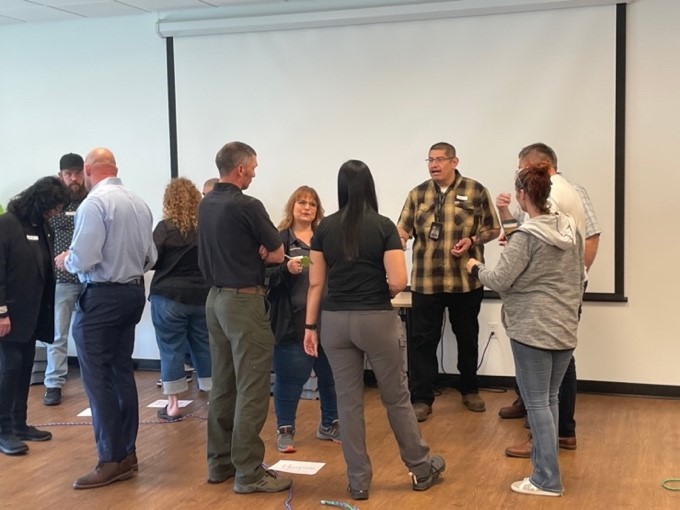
[303,160,445,501]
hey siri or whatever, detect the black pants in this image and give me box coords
[0,341,35,435]
[72,284,145,462]
[408,288,484,405]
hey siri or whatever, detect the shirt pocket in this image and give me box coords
[454,201,478,232]
[414,203,435,229]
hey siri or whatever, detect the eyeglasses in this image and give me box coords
[296,200,318,208]
[425,157,455,164]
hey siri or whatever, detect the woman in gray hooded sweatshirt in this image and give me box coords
[466,163,584,498]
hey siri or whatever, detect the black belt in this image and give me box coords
[87,277,144,288]
[218,286,267,296]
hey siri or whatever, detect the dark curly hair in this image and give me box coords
[7,176,70,225]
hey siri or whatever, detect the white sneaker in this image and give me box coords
[511,478,561,497]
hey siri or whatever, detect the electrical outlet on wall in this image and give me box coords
[489,322,499,338]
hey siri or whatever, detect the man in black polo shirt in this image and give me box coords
[198,141,290,494]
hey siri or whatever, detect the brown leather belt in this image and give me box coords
[218,286,267,297]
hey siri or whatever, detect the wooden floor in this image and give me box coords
[2,369,679,510]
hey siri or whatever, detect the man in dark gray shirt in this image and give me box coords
[198,141,290,494]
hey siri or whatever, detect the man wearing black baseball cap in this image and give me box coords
[43,153,87,406]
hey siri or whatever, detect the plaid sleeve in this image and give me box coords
[478,187,501,233]
[572,182,601,238]
[397,191,416,235]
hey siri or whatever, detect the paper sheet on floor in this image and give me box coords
[269,460,325,475]
[147,399,192,408]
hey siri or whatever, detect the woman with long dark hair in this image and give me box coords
[0,176,69,455]
[303,160,445,501]
[268,186,339,453]
[466,163,584,497]
[150,177,212,421]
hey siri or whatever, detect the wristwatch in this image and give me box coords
[304,323,318,331]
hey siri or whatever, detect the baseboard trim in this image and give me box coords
[388,371,680,399]
[67,358,680,399]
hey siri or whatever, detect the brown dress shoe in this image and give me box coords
[462,393,486,412]
[73,461,135,490]
[412,403,432,422]
[505,438,532,458]
[498,398,526,419]
[122,452,139,472]
[559,436,577,450]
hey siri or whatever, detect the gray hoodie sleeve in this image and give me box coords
[477,232,532,292]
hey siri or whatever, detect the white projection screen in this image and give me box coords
[173,4,618,295]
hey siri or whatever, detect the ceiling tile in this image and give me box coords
[117,0,211,9]
[0,6,82,22]
[52,1,147,17]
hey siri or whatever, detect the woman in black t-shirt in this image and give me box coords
[150,178,212,421]
[303,160,445,501]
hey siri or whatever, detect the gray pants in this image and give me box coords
[321,309,431,491]
[205,287,274,484]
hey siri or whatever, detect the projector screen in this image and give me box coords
[173,4,618,295]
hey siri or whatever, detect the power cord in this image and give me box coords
[477,331,494,371]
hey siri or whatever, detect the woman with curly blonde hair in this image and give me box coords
[150,177,212,421]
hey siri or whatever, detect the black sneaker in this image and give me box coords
[348,485,369,500]
[0,434,28,455]
[411,455,446,491]
[13,426,52,442]
[43,387,62,406]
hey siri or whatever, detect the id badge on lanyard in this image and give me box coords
[430,185,450,240]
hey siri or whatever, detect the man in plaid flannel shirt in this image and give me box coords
[398,142,500,421]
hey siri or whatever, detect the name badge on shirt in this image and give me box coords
[26,235,39,241]
[66,211,76,216]
[456,195,468,201]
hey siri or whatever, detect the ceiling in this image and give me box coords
[0,0,626,26]
[0,0,460,25]
[0,0,230,24]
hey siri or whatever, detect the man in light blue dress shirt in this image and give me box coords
[55,147,156,490]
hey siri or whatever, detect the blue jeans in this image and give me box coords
[273,341,337,429]
[45,282,84,389]
[511,340,573,494]
[150,295,212,394]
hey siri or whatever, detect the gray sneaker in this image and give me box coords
[316,420,341,443]
[411,455,446,491]
[276,426,296,453]
[43,387,62,406]
[233,469,292,494]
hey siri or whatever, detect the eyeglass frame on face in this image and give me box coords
[296,199,318,208]
[425,157,455,164]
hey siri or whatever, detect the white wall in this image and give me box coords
[0,14,169,360]
[470,0,680,386]
[1,0,678,386]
